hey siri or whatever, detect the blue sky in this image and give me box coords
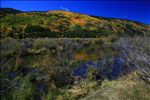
[1,0,150,24]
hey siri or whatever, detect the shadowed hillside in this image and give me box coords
[0,8,22,17]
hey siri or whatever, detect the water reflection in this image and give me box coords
[72,57,124,80]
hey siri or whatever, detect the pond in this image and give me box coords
[72,57,124,80]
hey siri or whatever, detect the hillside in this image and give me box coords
[1,8,150,38]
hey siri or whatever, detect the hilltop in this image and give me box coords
[0,8,150,38]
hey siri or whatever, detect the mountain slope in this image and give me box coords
[0,8,150,38]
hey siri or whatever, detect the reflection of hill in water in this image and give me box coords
[72,57,124,79]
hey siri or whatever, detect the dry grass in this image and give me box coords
[82,72,150,100]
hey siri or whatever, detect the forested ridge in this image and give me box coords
[1,8,150,38]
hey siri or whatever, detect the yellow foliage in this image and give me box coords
[71,18,87,25]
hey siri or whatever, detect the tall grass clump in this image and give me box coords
[116,37,150,83]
